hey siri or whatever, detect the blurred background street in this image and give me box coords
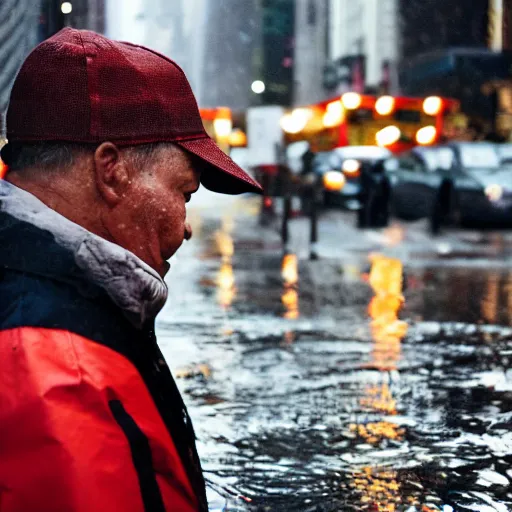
[169,192,512,511]
[2,1,512,511]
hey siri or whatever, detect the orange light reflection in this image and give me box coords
[348,465,440,511]
[350,255,410,510]
[481,272,499,324]
[507,272,512,325]
[367,254,407,369]
[214,218,237,309]
[349,468,400,511]
[281,254,299,320]
[360,384,397,416]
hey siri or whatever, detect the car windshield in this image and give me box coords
[314,147,390,170]
[417,149,445,170]
[414,147,454,170]
[313,152,342,169]
[458,144,501,169]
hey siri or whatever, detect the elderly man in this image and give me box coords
[0,29,261,512]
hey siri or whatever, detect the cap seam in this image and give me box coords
[77,32,92,140]
[78,32,101,139]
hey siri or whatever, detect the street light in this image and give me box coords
[251,80,265,94]
[61,2,73,14]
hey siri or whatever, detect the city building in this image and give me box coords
[1,0,106,135]
[325,0,399,94]
[397,0,512,128]
[293,0,328,105]
[399,0,489,61]
[105,0,303,109]
[0,0,41,133]
[109,0,208,103]
[200,0,260,109]
[105,0,146,46]
[41,0,105,36]
[65,0,106,33]
[116,0,259,110]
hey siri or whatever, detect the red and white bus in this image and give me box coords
[281,93,460,154]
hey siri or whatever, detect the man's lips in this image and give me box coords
[184,222,193,241]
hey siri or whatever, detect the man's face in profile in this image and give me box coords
[106,145,201,276]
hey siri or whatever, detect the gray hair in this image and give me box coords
[4,141,170,173]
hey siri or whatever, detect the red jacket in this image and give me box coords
[0,181,207,511]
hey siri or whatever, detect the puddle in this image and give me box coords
[159,212,512,511]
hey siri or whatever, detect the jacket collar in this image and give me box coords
[0,180,168,329]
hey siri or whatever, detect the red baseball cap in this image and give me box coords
[4,28,262,195]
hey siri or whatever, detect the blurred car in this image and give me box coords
[385,142,512,232]
[306,146,392,210]
[497,142,512,166]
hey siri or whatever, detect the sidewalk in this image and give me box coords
[188,192,512,280]
[264,200,512,269]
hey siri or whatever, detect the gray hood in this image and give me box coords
[0,180,168,328]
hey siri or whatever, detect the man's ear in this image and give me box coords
[93,142,129,206]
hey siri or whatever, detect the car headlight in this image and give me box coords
[323,171,346,192]
[485,184,503,202]
[342,159,361,177]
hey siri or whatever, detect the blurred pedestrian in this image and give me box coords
[298,146,318,215]
[300,145,315,176]
[0,29,261,512]
[358,159,389,228]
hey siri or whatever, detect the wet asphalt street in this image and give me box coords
[158,191,512,512]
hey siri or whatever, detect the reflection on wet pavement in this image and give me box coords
[406,268,512,327]
[281,254,299,320]
[160,207,512,511]
[349,254,408,511]
[215,218,237,309]
[367,254,407,370]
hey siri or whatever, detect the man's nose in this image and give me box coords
[184,222,193,241]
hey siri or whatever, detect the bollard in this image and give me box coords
[309,181,320,260]
[282,196,292,255]
[357,162,372,229]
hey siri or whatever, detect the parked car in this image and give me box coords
[304,146,392,211]
[497,142,512,166]
[385,142,512,233]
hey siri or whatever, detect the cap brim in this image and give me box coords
[176,137,262,195]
